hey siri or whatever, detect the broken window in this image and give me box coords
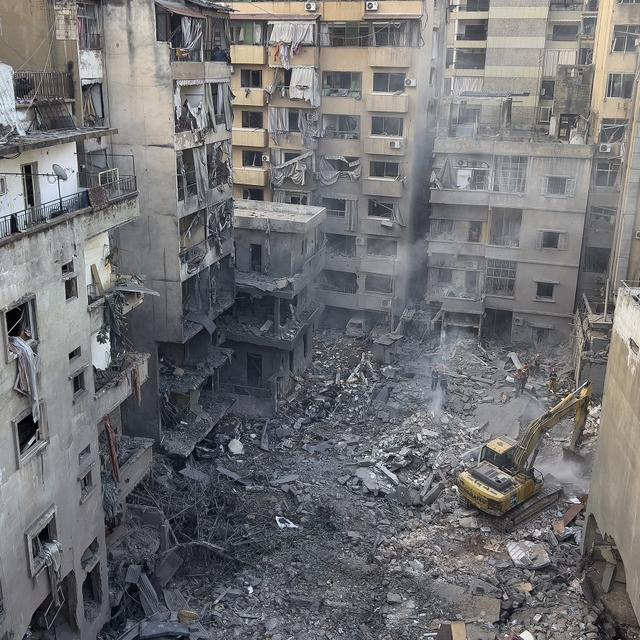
[612,24,640,51]
[230,21,264,45]
[589,206,616,229]
[77,2,102,50]
[274,190,308,205]
[607,73,634,98]
[430,219,454,236]
[370,161,400,179]
[5,297,38,359]
[241,110,263,128]
[486,259,516,296]
[368,199,396,219]
[540,80,555,99]
[176,151,197,201]
[243,188,264,200]
[489,209,521,247]
[538,230,567,249]
[493,156,527,193]
[318,269,358,293]
[15,410,43,460]
[373,72,406,93]
[364,274,393,294]
[468,221,482,243]
[69,346,81,361]
[599,119,628,143]
[79,468,94,501]
[543,176,576,196]
[371,116,403,137]
[241,69,262,88]
[552,23,579,41]
[72,370,86,396]
[78,444,91,464]
[82,564,102,620]
[321,22,370,47]
[536,282,556,300]
[436,268,453,284]
[579,47,593,64]
[583,246,611,273]
[323,197,347,217]
[326,233,356,256]
[26,508,57,576]
[250,244,262,272]
[371,22,414,46]
[366,238,397,256]
[81,538,99,570]
[247,353,263,387]
[82,83,105,126]
[322,71,362,98]
[456,167,489,190]
[65,277,78,300]
[322,114,360,139]
[595,160,620,187]
[242,150,263,168]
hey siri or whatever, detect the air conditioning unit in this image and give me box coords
[513,316,524,326]
[381,299,392,309]
[304,1,317,10]
[404,78,417,87]
[355,237,366,245]
[456,159,467,167]
[635,230,640,240]
[365,0,379,10]
[261,154,270,162]
[599,143,612,153]
[389,140,402,149]
[98,168,119,185]
[305,111,319,122]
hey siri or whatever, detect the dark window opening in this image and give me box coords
[17,412,40,457]
[368,199,395,218]
[241,69,262,88]
[365,274,393,294]
[250,244,262,272]
[541,231,561,248]
[600,119,628,143]
[241,111,264,128]
[82,564,102,621]
[242,150,263,167]
[283,151,299,163]
[552,23,579,41]
[65,277,78,300]
[32,520,55,559]
[536,282,555,299]
[61,260,74,275]
[288,109,300,132]
[243,188,264,200]
[371,116,403,136]
[540,80,555,99]
[78,444,91,463]
[80,469,94,501]
[558,114,578,141]
[595,160,620,187]
[468,221,482,242]
[73,371,85,395]
[6,298,37,342]
[323,197,347,217]
[247,353,263,386]
[69,346,81,361]
[437,268,453,284]
[366,238,397,256]
[583,246,611,273]
[373,72,406,92]
[322,71,362,98]
[370,161,400,178]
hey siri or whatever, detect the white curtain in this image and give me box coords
[0,63,24,141]
[268,22,315,46]
[181,17,203,52]
[289,67,320,108]
[192,145,208,202]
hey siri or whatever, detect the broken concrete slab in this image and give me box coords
[228,438,244,455]
[506,541,551,570]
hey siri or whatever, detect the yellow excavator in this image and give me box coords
[457,380,592,529]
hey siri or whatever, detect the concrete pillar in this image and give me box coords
[273,297,280,336]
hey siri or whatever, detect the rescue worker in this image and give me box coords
[439,366,449,394]
[431,365,440,391]
[549,367,558,393]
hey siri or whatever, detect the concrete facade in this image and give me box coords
[427,0,595,344]
[228,0,444,327]
[102,0,236,445]
[219,201,325,415]
[585,285,640,624]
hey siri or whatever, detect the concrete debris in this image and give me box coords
[227,438,244,455]
[507,541,552,570]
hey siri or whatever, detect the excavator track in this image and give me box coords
[492,485,563,532]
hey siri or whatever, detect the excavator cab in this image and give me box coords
[479,437,517,473]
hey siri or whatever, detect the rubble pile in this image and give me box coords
[101,331,635,640]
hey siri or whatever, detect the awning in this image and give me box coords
[363,13,421,19]
[231,13,319,21]
[155,0,203,18]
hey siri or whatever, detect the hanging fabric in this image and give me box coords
[192,145,209,203]
[181,17,203,52]
[269,106,290,144]
[204,82,217,131]
[318,156,361,185]
[270,151,313,187]
[345,199,358,233]
[223,83,234,131]
[289,67,320,108]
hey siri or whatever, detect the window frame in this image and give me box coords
[595,160,620,187]
[535,281,556,300]
[612,24,640,52]
[368,198,396,219]
[364,273,394,294]
[25,507,57,577]
[485,259,517,297]
[551,23,580,41]
[242,150,263,168]
[370,160,400,179]
[240,69,262,89]
[372,72,406,93]
[13,405,47,466]
[322,71,362,98]
[4,297,38,363]
[371,115,404,137]
[606,73,634,99]
[543,175,576,197]
[241,110,264,129]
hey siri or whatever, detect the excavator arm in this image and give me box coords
[512,380,591,473]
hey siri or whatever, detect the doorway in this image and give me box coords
[21,162,39,210]
[247,353,262,387]
[483,308,512,340]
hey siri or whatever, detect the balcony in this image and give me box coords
[232,128,269,147]
[13,70,74,103]
[449,0,490,16]
[233,88,266,107]
[364,136,407,156]
[368,47,412,68]
[94,352,149,419]
[234,166,269,186]
[116,436,154,501]
[365,93,409,113]
[0,176,138,244]
[362,178,404,198]
[231,44,267,65]
[180,235,234,281]
[447,49,487,70]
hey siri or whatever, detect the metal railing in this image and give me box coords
[177,170,198,201]
[13,70,73,102]
[170,47,202,62]
[322,88,362,99]
[326,209,346,217]
[455,32,488,40]
[78,32,103,50]
[323,129,360,140]
[204,48,231,63]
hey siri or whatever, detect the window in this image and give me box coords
[371,116,403,137]
[72,370,86,396]
[77,2,102,50]
[368,199,396,219]
[61,260,74,275]
[243,188,264,200]
[533,327,550,342]
[595,160,620,187]
[247,353,263,386]
[538,230,568,249]
[612,25,640,52]
[579,47,593,65]
[326,233,356,256]
[538,107,552,124]
[558,114,578,141]
[79,468,94,501]
[543,176,576,196]
[437,268,453,284]
[583,246,611,273]
[283,151,300,163]
[0,176,6,195]
[431,219,454,236]
[366,238,397,256]
[5,298,37,359]
[552,23,579,41]
[230,20,264,45]
[489,208,521,247]
[600,119,628,143]
[14,409,43,461]
[69,346,81,361]
[589,206,616,229]
[79,444,91,464]
[250,244,262,272]
[288,109,300,133]
[322,114,360,139]
[240,69,262,88]
[456,167,490,190]
[322,72,362,98]
[275,190,308,205]
[65,277,78,300]
[536,282,556,300]
[241,111,263,128]
[323,197,347,217]
[26,507,57,577]
[242,150,263,167]
[371,22,410,46]
[373,72,406,93]
[468,221,482,242]
[493,156,527,193]
[607,73,634,99]
[466,271,479,294]
[322,22,370,47]
[486,259,516,296]
[82,564,102,620]
[365,274,393,293]
[370,161,400,179]
[540,80,555,99]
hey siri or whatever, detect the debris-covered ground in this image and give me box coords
[103,332,638,640]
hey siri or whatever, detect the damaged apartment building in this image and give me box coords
[426,0,596,343]
[217,200,326,416]
[228,0,444,328]
[0,3,155,635]
[99,0,237,456]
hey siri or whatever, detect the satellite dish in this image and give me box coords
[52,164,68,181]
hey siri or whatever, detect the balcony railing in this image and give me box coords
[322,88,362,99]
[318,282,358,294]
[326,209,346,217]
[323,129,360,140]
[170,47,202,62]
[450,1,490,10]
[13,71,73,102]
[455,32,487,41]
[79,32,103,50]
[0,177,137,240]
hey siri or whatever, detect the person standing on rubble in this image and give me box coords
[520,363,529,393]
[532,353,542,376]
[439,366,448,394]
[549,367,558,393]
[431,365,439,391]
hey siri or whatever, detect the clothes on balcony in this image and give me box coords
[268,22,314,69]
[0,63,24,141]
[318,156,361,186]
[298,109,320,148]
[289,67,320,108]
[430,157,456,190]
[270,151,313,187]
[268,106,290,144]
[9,336,40,423]
[204,82,218,130]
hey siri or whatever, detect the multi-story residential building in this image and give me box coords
[426,0,595,344]
[228,0,443,328]
[0,50,150,640]
[218,200,325,415]
[101,0,237,452]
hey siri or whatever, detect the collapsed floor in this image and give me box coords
[102,332,639,640]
